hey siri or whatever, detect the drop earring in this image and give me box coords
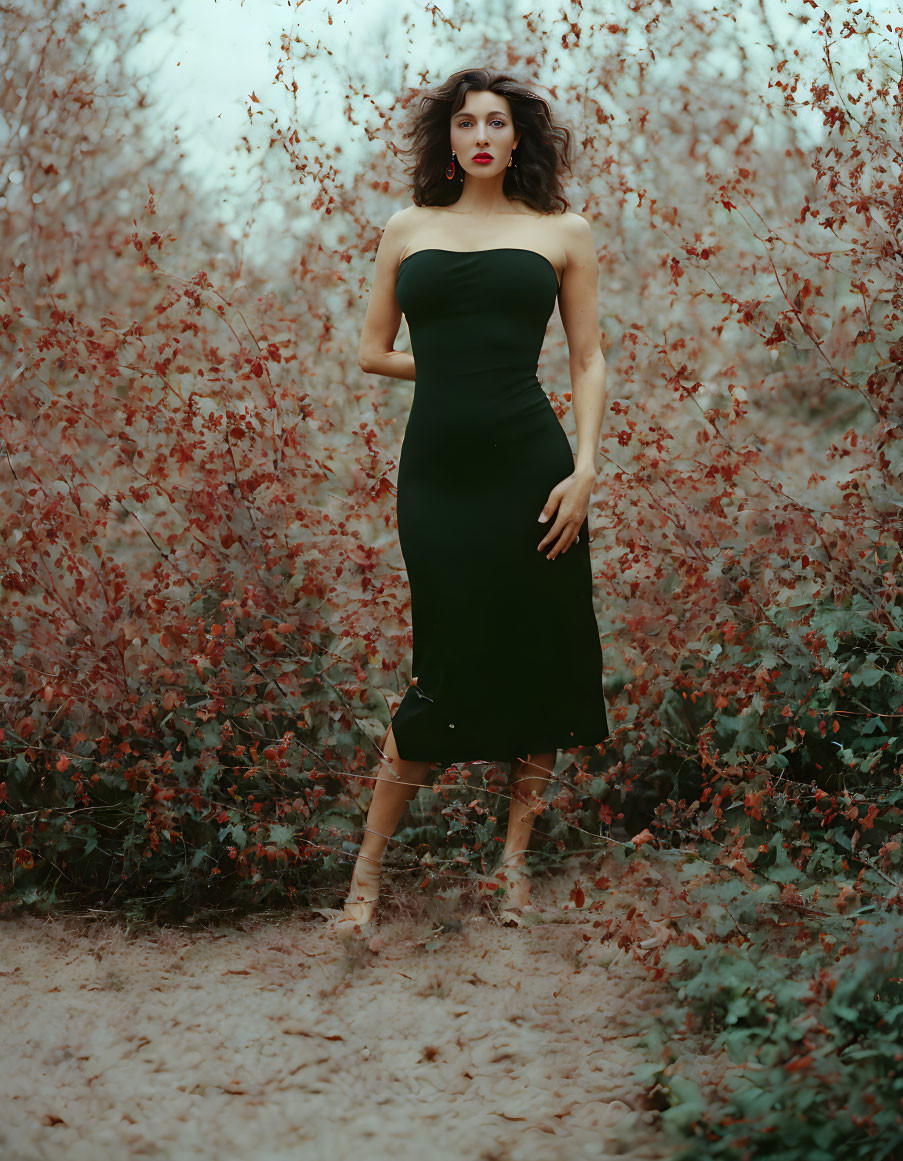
[445,150,457,180]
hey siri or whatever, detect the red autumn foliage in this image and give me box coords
[0,0,900,930]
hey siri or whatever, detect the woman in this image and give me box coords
[329,67,609,933]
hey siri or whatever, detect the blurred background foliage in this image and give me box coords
[0,0,901,1154]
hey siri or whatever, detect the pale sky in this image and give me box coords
[110,0,896,247]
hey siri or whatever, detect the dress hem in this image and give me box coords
[394,736,610,765]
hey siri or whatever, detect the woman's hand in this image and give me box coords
[536,466,595,560]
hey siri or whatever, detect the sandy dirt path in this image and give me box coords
[0,852,700,1161]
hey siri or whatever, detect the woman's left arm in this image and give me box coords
[536,215,608,560]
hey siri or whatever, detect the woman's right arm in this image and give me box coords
[357,210,416,382]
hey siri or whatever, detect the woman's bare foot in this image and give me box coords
[329,852,381,933]
[497,853,533,911]
[478,851,533,913]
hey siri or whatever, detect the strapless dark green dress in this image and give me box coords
[390,246,609,764]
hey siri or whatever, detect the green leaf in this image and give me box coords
[268,823,296,849]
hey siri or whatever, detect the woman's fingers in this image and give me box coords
[537,515,581,559]
[537,473,590,558]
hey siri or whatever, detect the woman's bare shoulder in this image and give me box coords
[385,203,437,237]
[558,210,595,250]
[396,204,440,218]
[385,204,420,227]
[559,209,590,229]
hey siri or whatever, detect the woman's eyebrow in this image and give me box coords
[455,111,508,118]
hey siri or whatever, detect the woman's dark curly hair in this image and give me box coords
[398,68,573,214]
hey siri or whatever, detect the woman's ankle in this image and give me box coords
[359,826,389,865]
[344,857,381,910]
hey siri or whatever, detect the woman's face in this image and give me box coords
[449,90,520,180]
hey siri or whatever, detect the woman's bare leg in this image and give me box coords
[493,750,555,910]
[333,724,431,929]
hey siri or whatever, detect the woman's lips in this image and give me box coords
[473,155,493,164]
